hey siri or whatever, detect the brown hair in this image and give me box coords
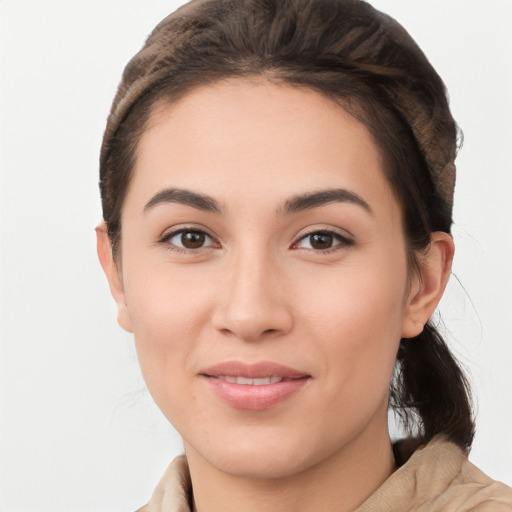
[99,0,474,450]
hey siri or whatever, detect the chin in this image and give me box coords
[207,446,315,479]
[184,426,341,480]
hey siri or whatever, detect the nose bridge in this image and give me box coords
[212,242,292,341]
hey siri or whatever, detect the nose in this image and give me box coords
[211,249,294,342]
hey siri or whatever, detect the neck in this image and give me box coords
[185,422,395,512]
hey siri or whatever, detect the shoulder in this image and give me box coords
[452,455,512,512]
[135,455,191,512]
[357,436,512,511]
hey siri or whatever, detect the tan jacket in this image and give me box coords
[137,437,512,511]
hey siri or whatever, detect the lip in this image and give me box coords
[200,361,310,410]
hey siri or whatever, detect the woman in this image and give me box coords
[96,0,512,510]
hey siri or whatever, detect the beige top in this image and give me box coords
[137,436,512,511]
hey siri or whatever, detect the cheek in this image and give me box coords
[123,265,214,405]
[295,252,408,398]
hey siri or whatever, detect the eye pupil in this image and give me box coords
[310,233,333,250]
[181,231,206,249]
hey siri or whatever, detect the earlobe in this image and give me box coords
[95,222,133,333]
[401,232,454,338]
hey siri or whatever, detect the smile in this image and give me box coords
[215,375,285,385]
[200,361,310,410]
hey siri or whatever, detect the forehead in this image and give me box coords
[127,78,398,220]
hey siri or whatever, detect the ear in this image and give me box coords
[401,232,454,338]
[95,222,133,333]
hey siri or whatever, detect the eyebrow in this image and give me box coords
[278,188,373,216]
[144,188,223,214]
[143,186,372,217]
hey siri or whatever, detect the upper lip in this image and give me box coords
[200,361,309,379]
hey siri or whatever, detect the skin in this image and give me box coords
[97,78,454,512]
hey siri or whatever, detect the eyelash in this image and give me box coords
[158,227,354,254]
[159,227,219,254]
[292,229,354,253]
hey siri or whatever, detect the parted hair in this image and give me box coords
[100,0,474,450]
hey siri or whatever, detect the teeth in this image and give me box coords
[217,375,284,385]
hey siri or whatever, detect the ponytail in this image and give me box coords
[391,322,475,450]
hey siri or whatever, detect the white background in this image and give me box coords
[0,1,511,510]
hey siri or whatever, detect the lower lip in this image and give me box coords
[203,376,309,410]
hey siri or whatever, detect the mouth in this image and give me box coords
[213,375,290,385]
[200,361,311,410]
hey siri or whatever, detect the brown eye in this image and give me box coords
[295,230,352,251]
[309,233,334,250]
[181,231,205,248]
[167,229,214,250]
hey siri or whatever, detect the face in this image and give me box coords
[101,79,431,479]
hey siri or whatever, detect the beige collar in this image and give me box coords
[138,436,512,512]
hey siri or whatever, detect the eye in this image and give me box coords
[294,230,352,251]
[165,229,216,250]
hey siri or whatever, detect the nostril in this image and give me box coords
[212,296,294,341]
